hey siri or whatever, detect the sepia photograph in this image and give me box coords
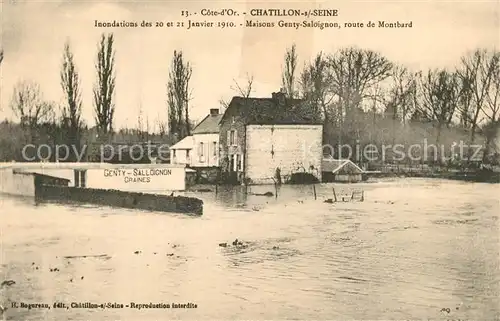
[0,0,499,320]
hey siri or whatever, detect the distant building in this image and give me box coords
[219,91,323,185]
[322,158,365,183]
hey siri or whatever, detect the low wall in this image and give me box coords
[194,166,221,184]
[35,185,203,215]
[0,169,35,197]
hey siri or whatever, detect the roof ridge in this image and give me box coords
[191,113,223,134]
[191,114,210,132]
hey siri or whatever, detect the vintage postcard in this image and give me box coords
[0,0,499,320]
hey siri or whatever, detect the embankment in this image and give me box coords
[365,169,500,183]
[35,185,203,215]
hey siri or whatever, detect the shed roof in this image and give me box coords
[322,159,364,174]
[170,136,194,150]
[192,114,223,134]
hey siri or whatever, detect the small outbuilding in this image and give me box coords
[170,136,194,166]
[322,158,365,183]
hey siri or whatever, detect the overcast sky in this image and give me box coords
[0,0,498,129]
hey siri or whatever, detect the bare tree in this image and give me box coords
[167,82,178,137]
[10,80,52,143]
[93,33,116,136]
[136,102,145,139]
[299,52,334,122]
[281,44,298,99]
[456,64,474,129]
[418,69,460,154]
[145,114,151,141]
[232,73,254,98]
[483,51,500,123]
[384,65,418,124]
[219,73,254,109]
[329,47,393,114]
[60,40,83,159]
[457,49,498,149]
[328,47,393,147]
[157,116,167,137]
[167,50,192,139]
[482,51,500,162]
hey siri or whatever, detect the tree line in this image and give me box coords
[274,44,499,165]
[0,33,193,162]
[1,37,498,165]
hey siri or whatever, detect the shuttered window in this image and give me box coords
[227,130,238,146]
[80,170,87,188]
[74,170,80,187]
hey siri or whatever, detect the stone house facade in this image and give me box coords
[219,91,323,184]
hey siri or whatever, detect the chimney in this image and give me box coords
[210,108,219,116]
[272,91,286,108]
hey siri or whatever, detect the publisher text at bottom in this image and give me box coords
[67,302,198,309]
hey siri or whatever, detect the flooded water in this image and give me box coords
[1,178,499,320]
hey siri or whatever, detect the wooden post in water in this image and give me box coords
[361,190,364,202]
[271,177,278,199]
[332,187,337,202]
[215,184,218,196]
[313,184,317,200]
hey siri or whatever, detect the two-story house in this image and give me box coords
[219,91,323,185]
[170,108,222,169]
[191,108,222,167]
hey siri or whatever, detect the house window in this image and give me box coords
[199,142,204,157]
[213,142,217,156]
[228,130,236,146]
[80,170,87,188]
[186,150,190,163]
[74,170,80,187]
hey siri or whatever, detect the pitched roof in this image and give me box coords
[170,136,194,150]
[223,94,321,125]
[322,158,364,174]
[191,114,223,134]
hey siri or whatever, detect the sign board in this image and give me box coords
[6,163,188,192]
[86,166,186,192]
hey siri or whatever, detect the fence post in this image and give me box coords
[332,187,337,202]
[313,184,317,200]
